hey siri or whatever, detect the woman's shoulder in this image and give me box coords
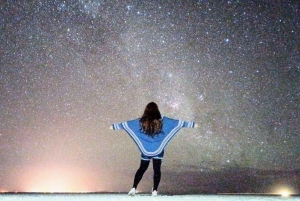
[122,118,141,130]
[162,116,179,122]
[126,118,141,124]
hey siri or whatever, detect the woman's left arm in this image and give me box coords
[182,121,198,128]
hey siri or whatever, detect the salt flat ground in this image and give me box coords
[1,194,299,201]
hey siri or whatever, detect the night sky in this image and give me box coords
[0,0,299,194]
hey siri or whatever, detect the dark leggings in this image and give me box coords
[133,159,162,191]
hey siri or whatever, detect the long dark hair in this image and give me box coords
[140,102,162,137]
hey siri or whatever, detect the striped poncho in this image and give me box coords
[112,116,195,156]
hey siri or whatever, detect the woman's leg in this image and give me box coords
[133,160,150,188]
[152,158,162,191]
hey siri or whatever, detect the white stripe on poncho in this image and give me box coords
[112,116,195,156]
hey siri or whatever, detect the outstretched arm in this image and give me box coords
[182,121,198,128]
[109,122,124,130]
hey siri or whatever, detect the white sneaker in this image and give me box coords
[128,188,136,196]
[152,190,158,196]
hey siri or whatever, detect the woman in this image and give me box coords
[110,102,197,196]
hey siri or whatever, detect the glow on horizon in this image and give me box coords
[272,185,295,197]
[0,189,8,193]
[18,164,101,193]
[280,191,291,197]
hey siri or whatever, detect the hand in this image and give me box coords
[194,124,199,128]
[109,126,113,130]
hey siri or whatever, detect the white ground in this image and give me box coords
[1,194,299,201]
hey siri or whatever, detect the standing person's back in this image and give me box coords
[110,102,198,196]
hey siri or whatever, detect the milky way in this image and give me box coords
[0,0,299,192]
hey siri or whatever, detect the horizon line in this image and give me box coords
[1,192,300,196]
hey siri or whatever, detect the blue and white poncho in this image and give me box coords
[112,116,195,157]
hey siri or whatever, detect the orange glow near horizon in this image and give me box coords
[272,185,296,197]
[18,164,101,192]
[0,189,9,193]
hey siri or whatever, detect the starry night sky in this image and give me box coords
[0,0,299,193]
